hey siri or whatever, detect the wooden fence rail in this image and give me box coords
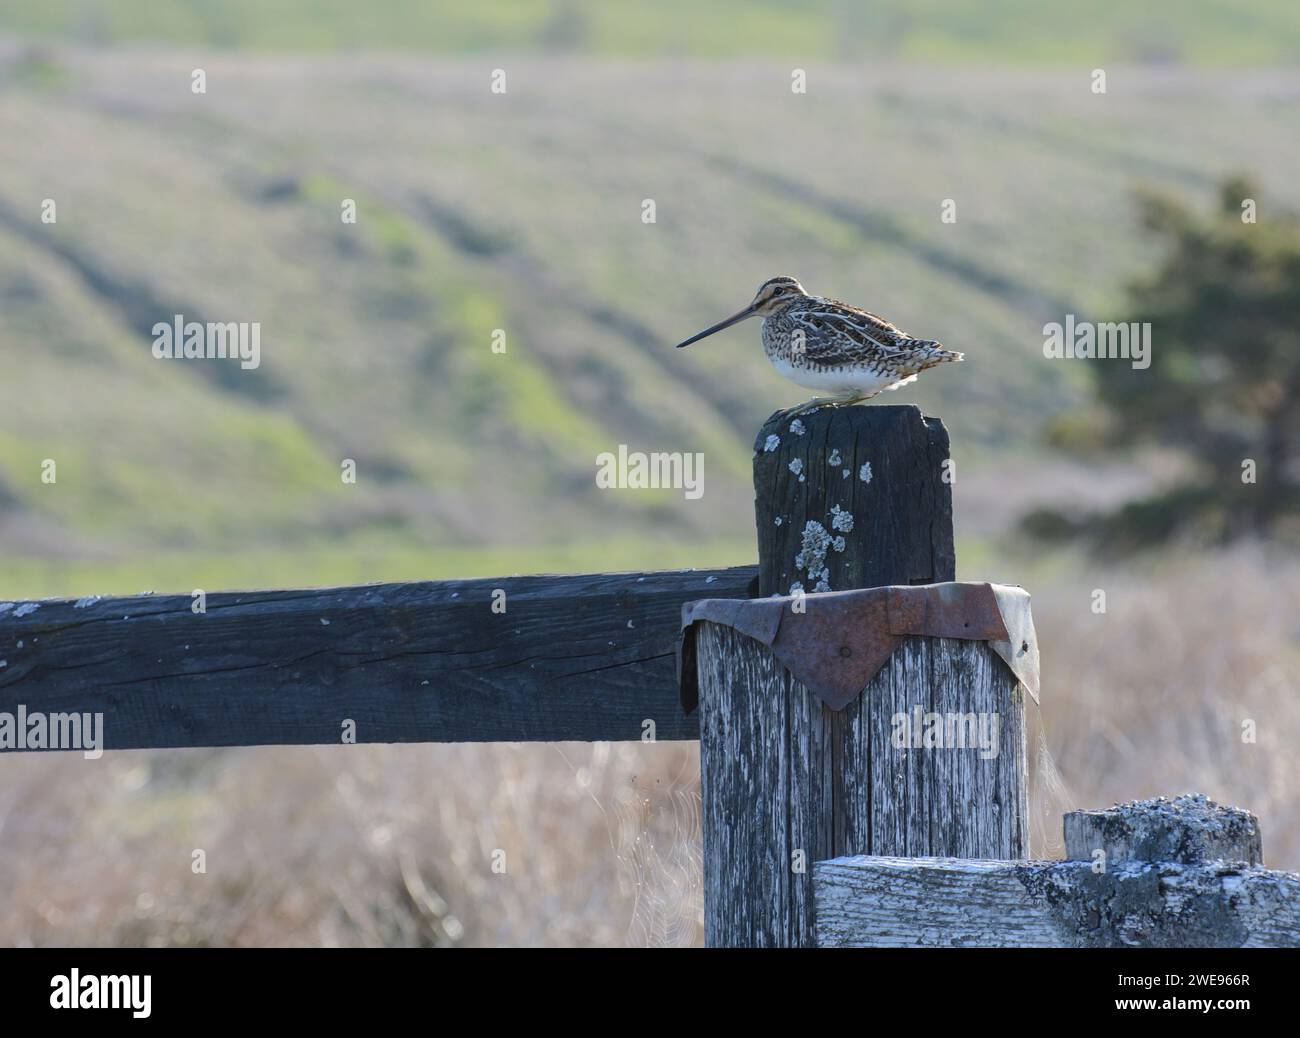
[0,567,753,747]
[815,795,1300,948]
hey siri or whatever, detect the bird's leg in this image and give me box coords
[780,397,837,420]
[782,394,861,420]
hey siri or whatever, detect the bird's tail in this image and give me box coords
[900,338,963,366]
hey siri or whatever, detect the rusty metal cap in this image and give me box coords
[678,582,1039,713]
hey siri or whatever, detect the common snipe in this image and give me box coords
[675,276,963,418]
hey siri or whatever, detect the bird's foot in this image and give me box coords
[780,396,860,422]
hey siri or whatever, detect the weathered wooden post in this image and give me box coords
[752,405,954,596]
[685,405,1034,947]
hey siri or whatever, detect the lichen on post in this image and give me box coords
[752,404,954,597]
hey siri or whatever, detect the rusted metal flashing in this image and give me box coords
[679,582,1039,713]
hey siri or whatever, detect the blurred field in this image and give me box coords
[2,13,1299,947]
[4,1,1300,64]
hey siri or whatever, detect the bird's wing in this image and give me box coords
[785,303,914,367]
[826,300,908,336]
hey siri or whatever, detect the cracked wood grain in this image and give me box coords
[697,624,1027,947]
[814,855,1300,948]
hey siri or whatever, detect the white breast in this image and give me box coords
[768,355,904,397]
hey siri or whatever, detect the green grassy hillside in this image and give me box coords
[3,1,1300,64]
[3,47,1300,594]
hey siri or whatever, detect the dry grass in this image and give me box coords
[0,740,704,947]
[2,547,1297,947]
[1028,544,1300,866]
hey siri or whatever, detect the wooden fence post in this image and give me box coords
[696,405,1029,947]
[752,404,954,597]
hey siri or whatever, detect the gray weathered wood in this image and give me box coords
[752,405,954,598]
[0,567,755,749]
[698,403,1021,947]
[814,854,1300,948]
[1064,793,1263,866]
[697,622,1027,947]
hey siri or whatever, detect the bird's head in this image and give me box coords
[748,275,808,316]
[674,275,808,348]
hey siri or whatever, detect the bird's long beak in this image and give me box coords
[674,304,757,348]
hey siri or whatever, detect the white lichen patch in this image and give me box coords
[828,448,842,466]
[763,433,781,453]
[794,520,833,594]
[74,596,102,609]
[774,516,783,526]
[832,536,846,552]
[0,603,12,615]
[842,469,850,479]
[788,458,803,476]
[789,419,806,436]
[13,603,39,618]
[788,581,805,596]
[859,462,873,483]
[830,504,855,533]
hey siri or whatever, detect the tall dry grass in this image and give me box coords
[1,546,1297,946]
[1028,544,1300,865]
[0,741,703,947]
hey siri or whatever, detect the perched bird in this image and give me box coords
[675,276,962,418]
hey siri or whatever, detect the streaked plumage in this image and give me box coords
[675,275,963,418]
